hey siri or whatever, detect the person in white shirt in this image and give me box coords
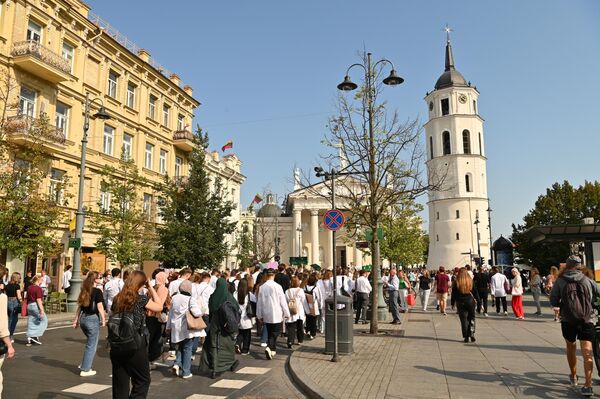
[103,268,124,314]
[256,266,290,360]
[62,266,72,295]
[489,267,509,315]
[169,268,192,297]
[303,274,322,339]
[354,270,372,324]
[316,270,333,333]
[40,270,51,300]
[234,278,254,355]
[285,276,307,348]
[209,269,220,289]
[334,267,352,297]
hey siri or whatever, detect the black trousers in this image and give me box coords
[476,290,488,314]
[111,345,151,399]
[305,315,317,337]
[265,323,281,352]
[235,328,251,353]
[355,292,369,323]
[457,298,476,338]
[146,316,164,362]
[495,296,508,313]
[286,319,304,345]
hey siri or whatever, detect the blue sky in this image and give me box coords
[87,0,600,238]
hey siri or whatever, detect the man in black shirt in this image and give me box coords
[274,263,291,292]
[473,266,490,316]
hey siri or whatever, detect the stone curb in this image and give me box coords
[287,345,337,399]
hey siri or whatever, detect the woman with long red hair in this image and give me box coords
[110,270,162,399]
[450,268,479,343]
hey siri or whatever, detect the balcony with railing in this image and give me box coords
[4,115,66,145]
[11,40,71,83]
[173,130,195,152]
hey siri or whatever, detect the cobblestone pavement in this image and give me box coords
[289,294,586,399]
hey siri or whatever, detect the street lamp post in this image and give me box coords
[474,215,482,266]
[296,225,302,257]
[67,93,110,312]
[337,53,403,334]
[487,205,493,266]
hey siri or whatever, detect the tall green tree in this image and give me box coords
[157,128,236,269]
[511,180,600,272]
[380,198,426,266]
[0,72,69,260]
[236,222,254,267]
[90,155,157,268]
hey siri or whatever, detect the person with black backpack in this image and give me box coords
[550,255,600,397]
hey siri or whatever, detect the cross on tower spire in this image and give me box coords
[443,24,453,42]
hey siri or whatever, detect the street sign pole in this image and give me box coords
[330,170,339,363]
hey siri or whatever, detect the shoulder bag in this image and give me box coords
[186,297,207,331]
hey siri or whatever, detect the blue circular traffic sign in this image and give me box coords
[323,209,345,231]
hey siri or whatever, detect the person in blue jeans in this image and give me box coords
[5,273,23,342]
[72,271,106,377]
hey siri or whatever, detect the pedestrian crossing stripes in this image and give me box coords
[185,395,227,399]
[236,366,271,375]
[210,378,251,389]
[62,383,111,395]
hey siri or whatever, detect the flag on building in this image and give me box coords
[221,140,233,152]
[253,193,263,204]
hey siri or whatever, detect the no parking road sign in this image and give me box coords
[323,209,345,231]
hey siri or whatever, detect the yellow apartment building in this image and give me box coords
[0,0,245,288]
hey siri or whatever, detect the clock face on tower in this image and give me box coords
[458,94,467,104]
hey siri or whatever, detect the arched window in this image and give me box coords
[429,136,434,159]
[442,131,451,155]
[462,130,471,154]
[465,174,472,192]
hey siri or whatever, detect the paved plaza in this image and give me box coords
[3,293,591,398]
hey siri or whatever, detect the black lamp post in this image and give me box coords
[487,205,493,266]
[474,215,482,266]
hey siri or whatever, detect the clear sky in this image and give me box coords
[87,0,600,239]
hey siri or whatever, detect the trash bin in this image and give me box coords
[325,295,354,355]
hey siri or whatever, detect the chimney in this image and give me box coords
[169,73,181,86]
[183,85,193,96]
[137,48,150,62]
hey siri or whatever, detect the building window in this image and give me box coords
[473,100,477,114]
[108,70,118,98]
[61,42,74,72]
[99,182,111,213]
[177,114,185,131]
[159,149,167,174]
[103,125,114,155]
[143,193,152,221]
[429,136,434,159]
[175,156,182,177]
[19,86,36,117]
[55,102,69,137]
[27,20,42,42]
[436,234,439,242]
[478,133,482,155]
[13,158,31,187]
[145,143,154,169]
[162,105,170,127]
[442,131,451,155]
[456,233,460,240]
[436,211,439,220]
[441,98,449,116]
[126,82,136,108]
[456,210,460,219]
[462,130,471,154]
[122,133,133,160]
[476,209,479,218]
[465,174,472,192]
[49,169,64,204]
[149,95,157,119]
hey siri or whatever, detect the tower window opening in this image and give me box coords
[429,136,434,159]
[436,235,439,242]
[478,133,482,155]
[441,98,449,116]
[436,211,440,220]
[462,130,471,154]
[465,174,472,192]
[456,233,460,240]
[442,131,451,155]
[456,210,460,219]
[473,100,477,114]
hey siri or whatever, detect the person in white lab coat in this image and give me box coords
[285,276,307,348]
[256,267,290,360]
[316,270,333,333]
[303,274,322,339]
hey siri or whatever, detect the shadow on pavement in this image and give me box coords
[31,355,79,374]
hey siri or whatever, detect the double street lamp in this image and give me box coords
[336,53,402,334]
[67,94,110,311]
[474,215,482,267]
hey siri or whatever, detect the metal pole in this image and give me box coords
[67,93,89,311]
[475,220,481,264]
[331,169,339,362]
[487,206,494,266]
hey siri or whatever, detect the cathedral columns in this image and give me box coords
[292,209,301,257]
[354,243,363,268]
[310,210,319,265]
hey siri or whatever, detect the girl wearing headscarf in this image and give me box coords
[200,278,240,379]
[146,270,170,364]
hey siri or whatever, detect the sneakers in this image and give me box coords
[443,313,447,316]
[570,375,578,387]
[182,374,193,379]
[260,342,267,347]
[463,337,469,343]
[172,365,180,377]
[10,336,14,343]
[483,313,488,317]
[470,336,476,343]
[80,370,97,377]
[265,347,273,360]
[503,311,508,316]
[581,386,593,397]
[235,344,241,354]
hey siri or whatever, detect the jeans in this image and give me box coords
[419,289,431,311]
[398,288,408,311]
[457,298,476,338]
[236,328,251,353]
[7,299,19,337]
[175,338,194,377]
[111,345,150,399]
[495,296,508,313]
[389,290,401,322]
[286,319,304,345]
[79,313,100,372]
[476,290,488,314]
[265,323,281,352]
[260,322,268,344]
[355,292,369,323]
[531,288,542,313]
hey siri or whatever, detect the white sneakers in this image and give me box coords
[260,342,267,347]
[172,364,180,377]
[265,347,276,360]
[80,370,97,377]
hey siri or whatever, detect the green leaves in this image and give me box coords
[379,197,426,266]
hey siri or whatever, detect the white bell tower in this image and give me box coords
[425,28,491,269]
